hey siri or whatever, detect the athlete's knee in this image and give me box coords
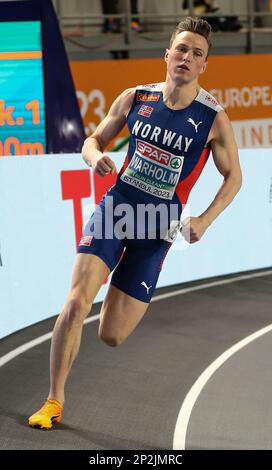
[98,327,124,347]
[62,295,91,327]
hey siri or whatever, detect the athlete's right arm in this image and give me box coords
[81,88,135,176]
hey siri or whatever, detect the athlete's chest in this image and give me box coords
[128,98,213,154]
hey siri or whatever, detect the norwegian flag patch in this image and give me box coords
[79,235,92,246]
[138,105,154,117]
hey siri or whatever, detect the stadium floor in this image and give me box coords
[1,268,272,450]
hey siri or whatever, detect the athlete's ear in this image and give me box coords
[200,60,208,74]
[164,49,169,62]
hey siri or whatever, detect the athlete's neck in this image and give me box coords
[162,79,200,110]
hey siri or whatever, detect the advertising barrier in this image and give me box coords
[70,54,272,149]
[0,150,272,338]
[1,55,272,156]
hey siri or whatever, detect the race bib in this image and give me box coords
[120,139,184,200]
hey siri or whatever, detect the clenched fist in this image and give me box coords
[181,216,208,244]
[93,155,117,177]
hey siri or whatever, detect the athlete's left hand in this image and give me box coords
[181,217,208,244]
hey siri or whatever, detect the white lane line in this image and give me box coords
[173,323,272,450]
[0,269,272,369]
[151,269,272,303]
[0,316,100,368]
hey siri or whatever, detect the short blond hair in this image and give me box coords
[170,17,212,56]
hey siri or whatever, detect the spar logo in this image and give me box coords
[136,140,183,169]
[170,157,182,169]
[136,140,171,165]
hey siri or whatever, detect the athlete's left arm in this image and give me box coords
[181,111,242,243]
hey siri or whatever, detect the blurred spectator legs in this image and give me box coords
[101,0,141,33]
[182,1,242,32]
[130,0,141,32]
[254,0,272,27]
[101,0,121,33]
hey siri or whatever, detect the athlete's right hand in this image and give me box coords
[92,155,117,177]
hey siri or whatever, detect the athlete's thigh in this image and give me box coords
[99,284,149,340]
[99,239,172,339]
[75,188,125,303]
[111,238,172,303]
[69,253,110,303]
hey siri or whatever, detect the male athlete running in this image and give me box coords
[29,17,242,429]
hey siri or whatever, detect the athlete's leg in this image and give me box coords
[29,188,126,427]
[98,238,172,347]
[48,253,110,405]
[98,285,149,347]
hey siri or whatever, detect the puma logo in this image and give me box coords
[187,118,203,133]
[141,281,152,294]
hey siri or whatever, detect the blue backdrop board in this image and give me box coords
[0,150,272,338]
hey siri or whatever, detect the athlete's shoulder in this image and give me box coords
[196,88,224,113]
[135,82,165,92]
[209,102,234,143]
[118,87,136,102]
[110,87,136,117]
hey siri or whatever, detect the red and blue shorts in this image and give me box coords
[77,186,175,303]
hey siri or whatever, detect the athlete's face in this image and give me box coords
[165,31,208,84]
